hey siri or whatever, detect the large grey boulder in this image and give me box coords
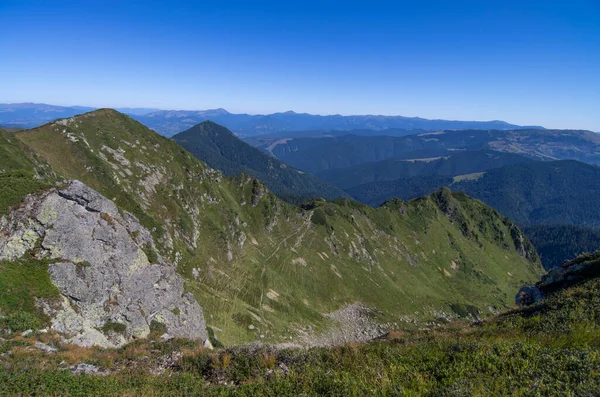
[0,180,207,347]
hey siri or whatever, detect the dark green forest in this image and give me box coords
[523,225,600,270]
[172,121,349,204]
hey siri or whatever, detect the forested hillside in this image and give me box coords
[172,121,349,204]
[522,225,600,270]
[316,149,532,189]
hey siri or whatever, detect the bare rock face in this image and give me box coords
[0,180,207,347]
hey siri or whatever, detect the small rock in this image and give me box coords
[38,328,49,334]
[160,333,173,341]
[72,363,101,375]
[35,342,58,353]
[279,362,289,375]
[260,335,265,339]
[203,339,214,350]
[515,286,543,306]
[21,329,33,337]
[248,325,255,330]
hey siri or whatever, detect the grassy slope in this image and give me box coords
[14,109,542,344]
[172,121,350,204]
[0,129,54,215]
[0,258,61,332]
[0,255,597,395]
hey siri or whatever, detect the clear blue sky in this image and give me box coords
[1,0,599,130]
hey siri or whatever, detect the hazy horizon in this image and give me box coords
[1,0,599,130]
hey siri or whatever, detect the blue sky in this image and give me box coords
[1,0,599,130]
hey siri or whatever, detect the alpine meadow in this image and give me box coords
[1,1,599,395]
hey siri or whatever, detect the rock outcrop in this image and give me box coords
[516,251,600,306]
[0,180,207,347]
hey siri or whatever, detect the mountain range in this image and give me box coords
[0,109,541,347]
[0,103,544,136]
[3,108,600,395]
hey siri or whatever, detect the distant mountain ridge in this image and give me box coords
[0,103,544,136]
[135,109,545,137]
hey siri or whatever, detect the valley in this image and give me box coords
[1,110,599,395]
[0,109,543,349]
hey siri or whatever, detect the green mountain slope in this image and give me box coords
[0,128,55,215]
[1,252,596,395]
[347,175,454,205]
[12,109,542,344]
[172,121,349,204]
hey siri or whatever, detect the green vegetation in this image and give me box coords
[10,110,542,344]
[0,259,60,331]
[149,319,167,334]
[262,128,600,175]
[347,161,600,273]
[172,121,349,204]
[0,109,597,393]
[454,160,600,228]
[0,170,50,215]
[348,174,454,206]
[101,321,127,335]
[523,225,600,269]
[317,149,529,190]
[0,253,597,395]
[346,160,600,230]
[0,128,54,215]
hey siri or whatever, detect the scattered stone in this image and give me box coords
[21,329,33,337]
[161,333,173,341]
[203,339,214,350]
[302,302,387,347]
[248,325,255,330]
[72,363,105,375]
[35,341,58,353]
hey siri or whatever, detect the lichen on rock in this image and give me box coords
[0,180,208,347]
